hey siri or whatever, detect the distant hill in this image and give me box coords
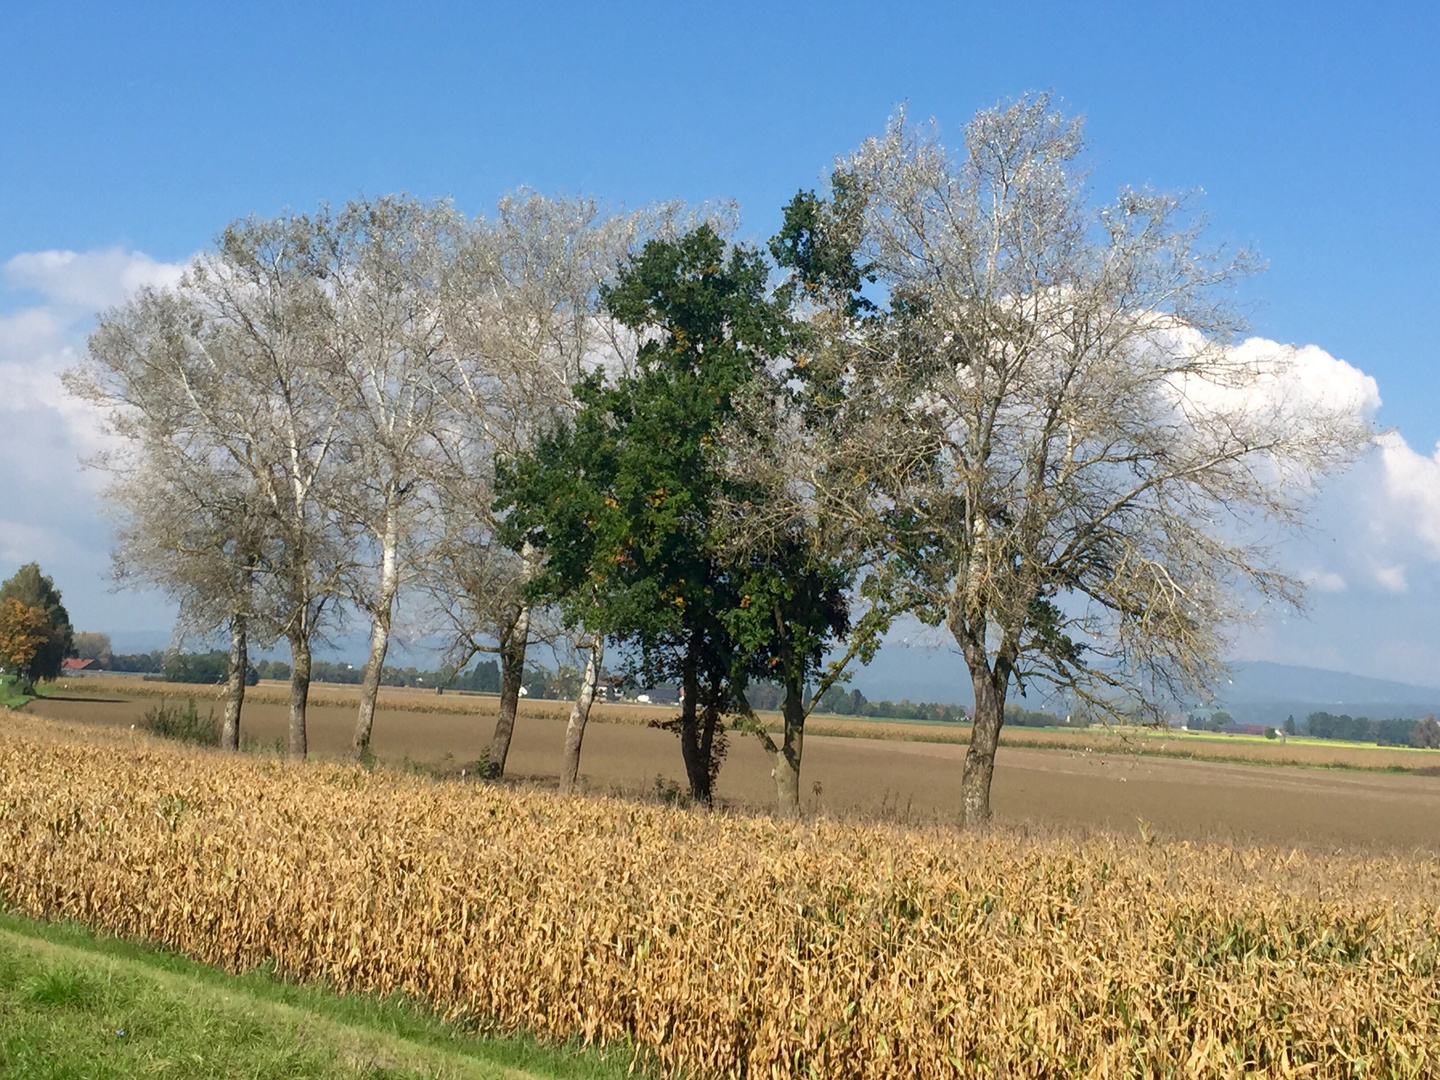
[845,650,1440,723]
[1209,661,1440,724]
[1219,661,1440,706]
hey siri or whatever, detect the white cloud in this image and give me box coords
[1302,569,1347,593]
[1225,336,1382,421]
[1218,338,1440,682]
[0,248,189,633]
[1374,432,1440,559]
[3,248,185,314]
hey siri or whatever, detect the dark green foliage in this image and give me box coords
[1373,717,1418,745]
[812,684,974,724]
[140,697,220,746]
[250,658,504,692]
[498,226,804,801]
[443,660,501,693]
[110,650,164,673]
[770,169,876,316]
[1004,703,1070,728]
[1305,711,1373,741]
[0,564,73,682]
[1303,711,1435,746]
[524,664,581,700]
[163,650,230,684]
[744,681,785,711]
[253,659,291,680]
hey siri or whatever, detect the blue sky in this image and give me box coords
[1,1,1437,688]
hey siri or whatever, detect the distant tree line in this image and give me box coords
[1299,711,1440,748]
[810,684,968,724]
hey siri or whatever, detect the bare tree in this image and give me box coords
[179,215,353,759]
[828,96,1369,826]
[433,192,646,779]
[319,196,460,759]
[78,215,351,760]
[74,288,273,750]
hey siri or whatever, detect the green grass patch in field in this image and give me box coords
[0,909,647,1080]
[0,675,35,709]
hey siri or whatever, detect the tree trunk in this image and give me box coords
[696,692,721,807]
[774,670,805,819]
[960,662,1006,828]
[558,636,604,794]
[487,604,530,779]
[678,642,709,804]
[353,521,400,760]
[288,632,311,760]
[221,615,247,752]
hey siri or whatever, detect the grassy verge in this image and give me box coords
[0,675,52,709]
[0,909,644,1080]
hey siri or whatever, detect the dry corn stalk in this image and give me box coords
[0,712,1436,1078]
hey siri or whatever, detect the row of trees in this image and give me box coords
[1299,712,1440,747]
[812,685,972,724]
[73,95,1367,824]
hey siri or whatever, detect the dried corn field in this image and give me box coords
[1,712,1438,1078]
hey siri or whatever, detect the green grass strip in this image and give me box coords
[0,909,648,1080]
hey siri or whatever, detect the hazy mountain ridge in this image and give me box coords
[1207,661,1440,725]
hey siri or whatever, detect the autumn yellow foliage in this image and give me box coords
[1,713,1437,1078]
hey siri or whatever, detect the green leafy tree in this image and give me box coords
[724,538,854,814]
[0,564,74,684]
[499,225,790,804]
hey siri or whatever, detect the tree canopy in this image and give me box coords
[0,564,74,684]
[66,97,1370,824]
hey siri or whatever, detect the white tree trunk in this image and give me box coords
[558,637,603,794]
[288,631,311,761]
[221,615,247,751]
[353,509,400,760]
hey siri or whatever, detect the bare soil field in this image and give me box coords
[56,673,1440,769]
[25,679,1440,852]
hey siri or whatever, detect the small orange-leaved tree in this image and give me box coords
[0,598,50,695]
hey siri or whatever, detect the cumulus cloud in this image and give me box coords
[1231,337,1381,422]
[0,248,188,633]
[1216,338,1440,683]
[3,248,185,314]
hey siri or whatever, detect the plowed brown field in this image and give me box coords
[24,679,1440,852]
